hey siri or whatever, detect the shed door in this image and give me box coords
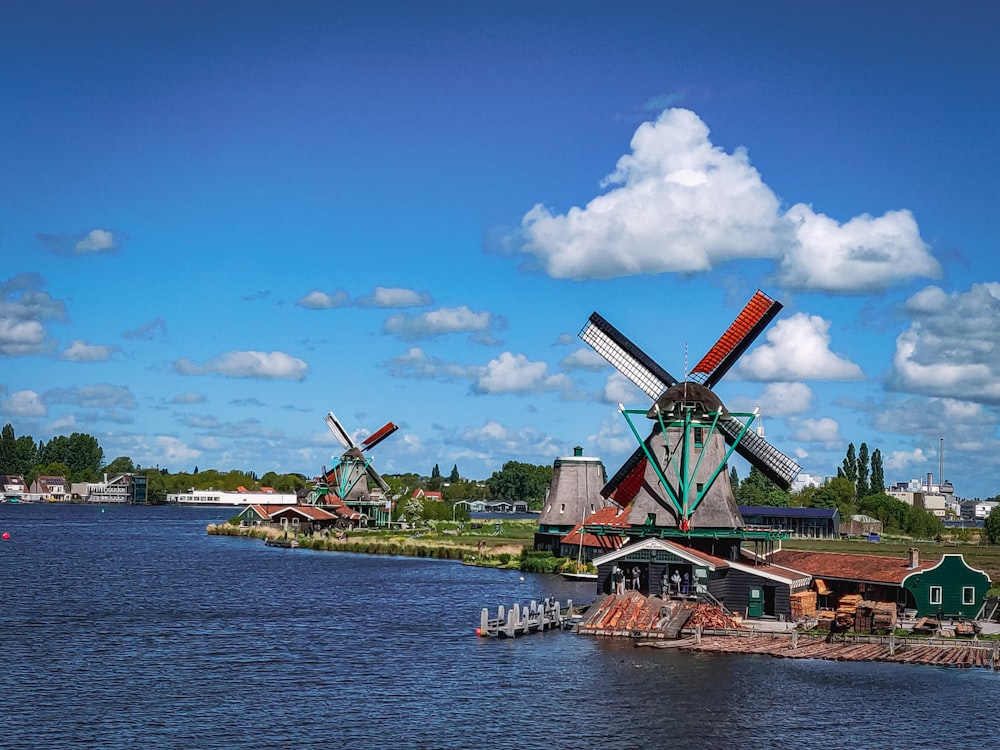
[747,586,764,618]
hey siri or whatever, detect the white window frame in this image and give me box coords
[929,585,942,605]
[963,587,976,606]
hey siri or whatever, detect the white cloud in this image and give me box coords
[518,108,938,292]
[37,228,121,256]
[0,273,66,356]
[296,289,349,309]
[776,205,939,293]
[174,350,308,380]
[591,411,635,456]
[521,109,781,280]
[560,348,609,371]
[356,287,432,308]
[60,339,116,362]
[383,306,493,340]
[601,372,646,405]
[789,417,841,445]
[890,283,1000,404]
[884,448,927,472]
[75,229,119,254]
[756,382,814,417]
[737,313,864,381]
[385,347,473,380]
[153,435,202,464]
[1,389,46,417]
[471,352,571,395]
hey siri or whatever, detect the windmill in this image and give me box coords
[579,289,800,539]
[314,411,398,519]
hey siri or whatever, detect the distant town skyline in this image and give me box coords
[2,2,999,497]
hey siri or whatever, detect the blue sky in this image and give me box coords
[2,2,999,497]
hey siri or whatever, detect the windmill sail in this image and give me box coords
[690,290,782,388]
[718,415,801,489]
[325,412,356,451]
[579,312,677,399]
[362,421,398,451]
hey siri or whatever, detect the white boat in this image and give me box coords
[561,509,598,581]
[561,570,598,581]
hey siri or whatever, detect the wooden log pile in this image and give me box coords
[687,603,740,629]
[835,594,862,625]
[789,590,817,620]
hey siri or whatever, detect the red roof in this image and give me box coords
[561,504,629,551]
[769,549,933,585]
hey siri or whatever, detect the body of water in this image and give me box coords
[1,503,997,749]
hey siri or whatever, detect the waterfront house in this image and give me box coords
[769,548,991,619]
[592,537,812,620]
[1,474,27,502]
[30,475,68,502]
[71,473,149,504]
[268,505,341,534]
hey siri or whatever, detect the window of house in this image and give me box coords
[559,503,565,513]
[693,427,704,447]
[292,517,300,526]
[696,482,704,494]
[963,587,976,605]
[929,586,942,605]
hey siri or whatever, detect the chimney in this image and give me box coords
[908,547,920,569]
[927,472,933,490]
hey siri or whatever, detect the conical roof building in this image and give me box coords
[534,446,611,554]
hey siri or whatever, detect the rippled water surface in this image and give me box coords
[2,503,998,749]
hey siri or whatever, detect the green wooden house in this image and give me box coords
[901,554,992,619]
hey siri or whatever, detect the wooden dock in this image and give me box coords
[636,629,1000,670]
[477,598,576,638]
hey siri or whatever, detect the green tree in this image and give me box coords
[39,432,103,480]
[870,449,885,495]
[841,443,857,487]
[486,461,553,509]
[431,464,441,479]
[448,464,460,483]
[810,477,856,514]
[729,465,739,492]
[734,466,790,506]
[906,506,944,539]
[0,423,38,476]
[858,493,910,532]
[856,442,870,499]
[983,506,1000,545]
[105,456,137,475]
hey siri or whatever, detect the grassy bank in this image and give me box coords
[206,519,587,573]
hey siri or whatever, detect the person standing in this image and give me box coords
[670,569,681,596]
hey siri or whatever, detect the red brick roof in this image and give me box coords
[561,504,629,551]
[769,549,933,585]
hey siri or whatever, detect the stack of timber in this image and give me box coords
[854,600,897,634]
[789,591,817,621]
[835,594,863,625]
[687,603,741,630]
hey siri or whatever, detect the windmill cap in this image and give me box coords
[647,381,727,419]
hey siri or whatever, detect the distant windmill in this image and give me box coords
[315,411,398,506]
[579,290,800,535]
